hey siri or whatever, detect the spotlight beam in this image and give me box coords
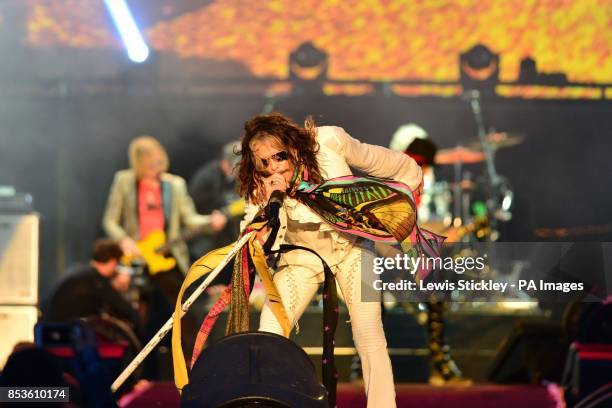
[103,0,149,63]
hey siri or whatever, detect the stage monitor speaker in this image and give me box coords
[562,342,612,404]
[181,331,328,408]
[0,214,39,304]
[0,305,38,369]
[488,320,568,384]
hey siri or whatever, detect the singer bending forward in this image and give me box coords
[237,113,422,408]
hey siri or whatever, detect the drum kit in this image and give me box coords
[416,129,527,304]
[419,130,524,242]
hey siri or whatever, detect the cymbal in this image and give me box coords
[467,132,525,151]
[435,146,486,165]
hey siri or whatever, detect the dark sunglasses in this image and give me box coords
[260,151,290,168]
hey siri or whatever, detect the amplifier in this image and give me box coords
[0,191,34,214]
[0,214,39,304]
[0,305,38,369]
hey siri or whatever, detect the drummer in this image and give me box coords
[388,124,468,385]
[388,124,458,239]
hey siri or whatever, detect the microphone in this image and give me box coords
[266,190,285,228]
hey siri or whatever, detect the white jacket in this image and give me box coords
[241,126,422,270]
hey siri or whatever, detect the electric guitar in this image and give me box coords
[122,198,245,275]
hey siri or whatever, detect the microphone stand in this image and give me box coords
[112,190,286,392]
[464,89,500,186]
[111,230,256,392]
[464,90,513,228]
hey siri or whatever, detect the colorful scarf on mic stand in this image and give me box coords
[172,169,444,406]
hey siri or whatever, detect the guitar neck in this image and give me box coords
[156,198,245,253]
[157,227,203,253]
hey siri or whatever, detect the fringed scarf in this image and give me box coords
[172,168,444,407]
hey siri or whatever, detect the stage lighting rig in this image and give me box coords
[289,42,328,95]
[460,44,499,95]
[104,0,150,63]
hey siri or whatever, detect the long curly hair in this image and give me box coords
[237,113,322,204]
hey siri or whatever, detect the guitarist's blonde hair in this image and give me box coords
[128,136,169,178]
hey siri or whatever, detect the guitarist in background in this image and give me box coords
[189,140,244,261]
[188,140,244,301]
[102,135,226,378]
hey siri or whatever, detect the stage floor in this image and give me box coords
[118,381,560,408]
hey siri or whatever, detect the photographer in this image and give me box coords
[42,239,139,333]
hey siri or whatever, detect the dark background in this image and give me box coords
[0,1,610,300]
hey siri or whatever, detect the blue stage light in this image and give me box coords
[103,0,149,63]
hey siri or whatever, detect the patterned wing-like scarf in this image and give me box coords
[291,171,444,279]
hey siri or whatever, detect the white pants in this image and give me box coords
[259,245,397,408]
